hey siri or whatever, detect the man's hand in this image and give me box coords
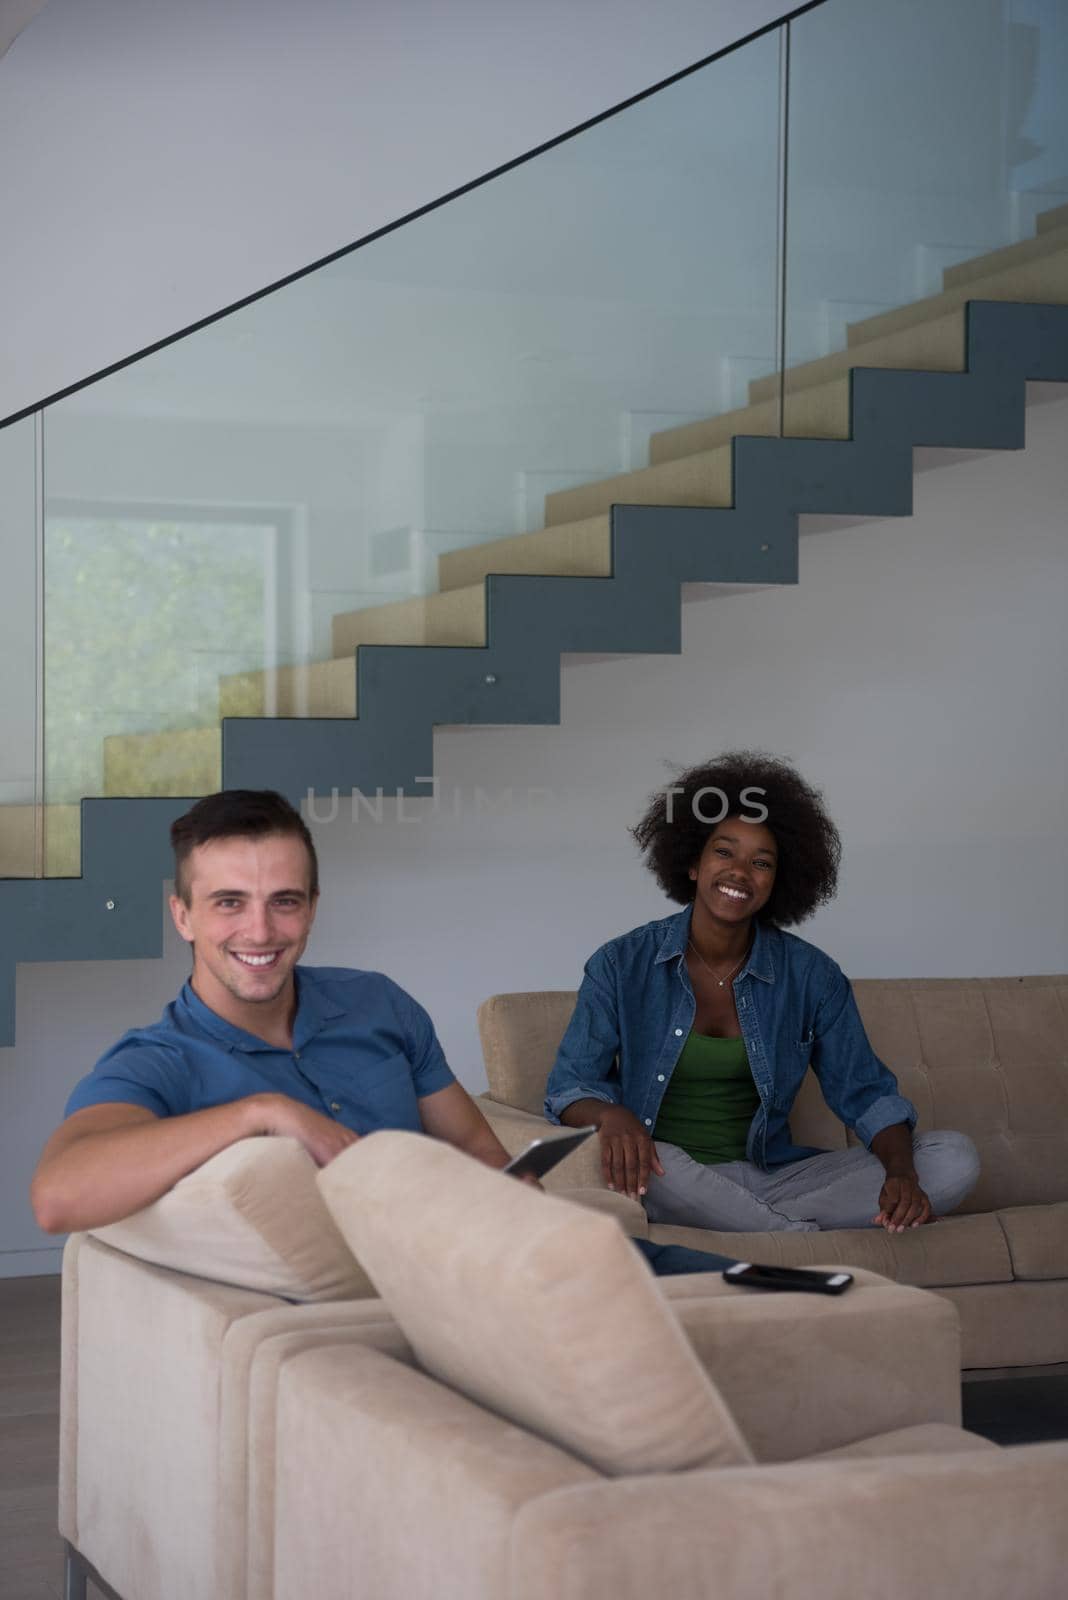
[593,1105,665,1200]
[873,1172,932,1232]
[245,1093,359,1167]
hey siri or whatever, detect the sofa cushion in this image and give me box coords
[318,1131,753,1477]
[92,1136,375,1302]
[644,1210,1013,1288]
[995,1202,1068,1279]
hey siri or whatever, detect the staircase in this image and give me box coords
[78,202,1068,802]
[1,203,1066,1042]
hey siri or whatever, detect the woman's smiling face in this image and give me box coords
[689,817,778,925]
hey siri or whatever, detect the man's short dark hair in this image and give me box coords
[170,790,319,904]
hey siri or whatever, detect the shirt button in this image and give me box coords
[644,1118,653,1127]
[674,1028,683,1037]
[330,1101,341,1113]
[657,1074,665,1082]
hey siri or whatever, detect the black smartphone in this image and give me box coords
[722,1261,854,1295]
[503,1126,597,1181]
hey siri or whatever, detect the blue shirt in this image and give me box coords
[545,910,916,1168]
[65,966,456,1133]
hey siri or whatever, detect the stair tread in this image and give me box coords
[742,236,1067,405]
[437,515,612,590]
[942,221,1068,290]
[219,658,357,720]
[845,239,1068,347]
[0,803,82,879]
[544,444,733,527]
[103,725,222,800]
[1037,200,1068,235]
[331,583,486,655]
[649,375,853,465]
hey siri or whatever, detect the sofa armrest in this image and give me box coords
[273,1340,598,1600]
[667,1269,963,1461]
[512,1442,1068,1600]
[476,1095,605,1191]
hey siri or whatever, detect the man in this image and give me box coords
[32,790,731,1277]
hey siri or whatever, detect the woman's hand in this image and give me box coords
[873,1172,932,1231]
[870,1123,932,1230]
[595,1106,666,1200]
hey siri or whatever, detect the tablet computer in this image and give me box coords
[503,1125,597,1181]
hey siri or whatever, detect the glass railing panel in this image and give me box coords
[41,27,784,860]
[783,0,1068,435]
[0,417,49,877]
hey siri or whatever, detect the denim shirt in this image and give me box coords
[544,910,915,1169]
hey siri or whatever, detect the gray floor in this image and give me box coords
[1,1273,1067,1599]
[0,1275,64,1600]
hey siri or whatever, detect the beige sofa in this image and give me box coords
[266,1130,1068,1600]
[476,975,1068,1372]
[57,1124,1047,1600]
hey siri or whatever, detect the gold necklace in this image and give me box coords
[687,937,750,989]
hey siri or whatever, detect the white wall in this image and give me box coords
[0,0,795,421]
[4,393,1065,1274]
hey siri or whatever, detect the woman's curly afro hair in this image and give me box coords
[630,751,841,926]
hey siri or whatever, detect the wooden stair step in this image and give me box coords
[748,307,966,405]
[1037,200,1068,235]
[649,374,853,465]
[942,221,1068,291]
[331,584,486,656]
[437,515,611,590]
[843,241,1068,350]
[219,659,356,720]
[0,804,82,878]
[746,241,1067,406]
[103,726,221,799]
[544,444,733,529]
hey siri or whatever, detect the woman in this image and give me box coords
[545,752,979,1234]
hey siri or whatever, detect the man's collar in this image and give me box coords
[176,967,346,1053]
[655,906,777,982]
[291,968,348,1050]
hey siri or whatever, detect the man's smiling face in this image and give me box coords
[169,832,318,1024]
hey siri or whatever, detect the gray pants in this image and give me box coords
[643,1130,980,1233]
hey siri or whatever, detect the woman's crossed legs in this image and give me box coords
[643,1131,980,1233]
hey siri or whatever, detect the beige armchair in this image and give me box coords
[58,1133,646,1600]
[265,1130,1068,1600]
[475,980,1068,1372]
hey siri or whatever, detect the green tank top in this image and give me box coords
[653,1031,760,1165]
